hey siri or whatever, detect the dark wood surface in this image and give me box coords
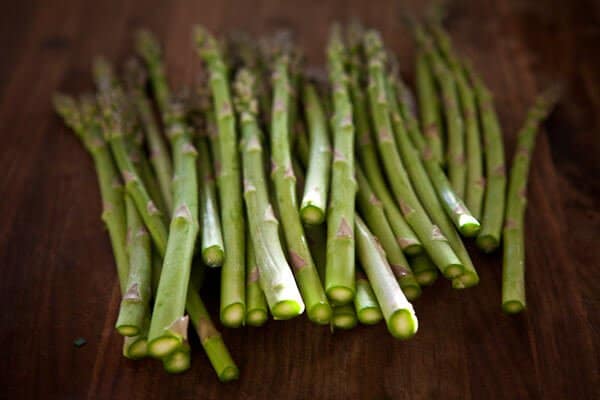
[1,1,598,399]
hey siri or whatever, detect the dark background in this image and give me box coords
[1,0,598,399]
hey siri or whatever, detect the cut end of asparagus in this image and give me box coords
[452,271,480,289]
[402,285,422,301]
[415,270,439,286]
[387,309,418,340]
[458,215,481,237]
[502,300,525,314]
[163,350,191,374]
[307,302,333,325]
[116,324,141,337]
[357,307,383,325]
[403,243,424,256]
[332,311,358,330]
[203,245,225,267]
[326,286,355,305]
[219,366,240,382]
[246,309,268,327]
[442,263,464,279]
[123,337,148,360]
[300,205,326,225]
[148,336,181,358]
[476,235,500,253]
[271,300,304,320]
[220,303,245,328]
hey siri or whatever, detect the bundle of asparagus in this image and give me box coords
[54,17,558,380]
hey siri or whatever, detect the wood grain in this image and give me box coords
[0,0,598,399]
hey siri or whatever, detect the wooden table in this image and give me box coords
[1,0,598,398]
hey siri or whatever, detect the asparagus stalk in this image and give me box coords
[355,167,421,300]
[135,30,170,116]
[162,341,191,374]
[502,88,559,313]
[331,304,358,330]
[124,58,174,211]
[195,27,246,326]
[354,270,383,325]
[386,73,479,287]
[94,59,169,256]
[115,195,152,336]
[299,82,331,225]
[269,55,331,322]
[325,26,357,304]
[355,216,418,339]
[363,31,462,279]
[147,97,199,358]
[408,254,439,286]
[293,122,311,168]
[346,34,423,256]
[245,231,269,326]
[235,68,305,319]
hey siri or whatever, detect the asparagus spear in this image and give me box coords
[245,234,269,326]
[162,341,191,374]
[363,31,462,279]
[354,270,383,325]
[503,88,559,313]
[332,304,358,330]
[346,31,423,256]
[325,26,357,304]
[293,120,311,168]
[408,254,439,286]
[299,82,332,225]
[234,68,305,319]
[124,58,174,211]
[270,55,331,323]
[147,97,199,358]
[355,167,421,300]
[195,27,246,326]
[135,30,170,116]
[355,216,418,339]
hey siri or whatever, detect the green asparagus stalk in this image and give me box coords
[294,121,311,168]
[354,270,383,325]
[355,167,421,300]
[115,195,152,336]
[245,231,269,326]
[502,88,559,313]
[270,55,331,322]
[147,97,199,358]
[162,341,191,374]
[363,31,462,279]
[332,304,358,330]
[94,59,169,256]
[325,26,357,304]
[124,58,174,211]
[195,26,246,326]
[355,216,418,339]
[408,254,438,286]
[299,82,332,225]
[235,68,305,319]
[135,30,170,116]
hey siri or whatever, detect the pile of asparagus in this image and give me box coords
[53,18,558,380]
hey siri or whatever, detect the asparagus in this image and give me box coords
[331,304,358,330]
[355,167,421,300]
[363,31,462,279]
[269,55,331,322]
[235,68,305,319]
[124,58,174,211]
[115,195,152,336]
[147,97,199,358]
[502,88,559,313]
[294,121,311,168]
[386,73,479,287]
[245,232,269,326]
[195,27,246,326]
[469,68,507,252]
[299,82,332,225]
[94,59,169,256]
[347,34,423,256]
[355,216,418,339]
[408,254,439,286]
[135,30,170,116]
[325,26,357,304]
[354,270,383,325]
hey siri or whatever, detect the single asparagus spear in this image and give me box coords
[115,195,152,336]
[293,122,311,168]
[235,68,305,319]
[332,304,358,330]
[245,233,269,326]
[162,341,191,374]
[346,33,423,256]
[354,269,383,325]
[94,59,169,256]
[503,88,559,313]
[269,55,331,322]
[356,167,421,300]
[386,73,479,287]
[355,216,418,339]
[135,30,170,116]
[469,67,507,253]
[325,26,357,305]
[408,254,439,286]
[364,31,462,279]
[124,58,174,211]
[299,82,332,225]
[195,26,246,326]
[147,97,199,358]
